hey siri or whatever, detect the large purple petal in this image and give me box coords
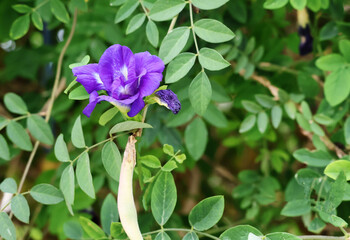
[127,97,145,117]
[98,44,136,90]
[82,91,99,117]
[82,92,131,118]
[72,64,105,93]
[134,52,165,75]
[138,72,163,97]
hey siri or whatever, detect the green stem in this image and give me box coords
[139,0,150,20]
[71,133,127,163]
[189,1,200,56]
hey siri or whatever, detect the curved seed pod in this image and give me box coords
[117,135,143,240]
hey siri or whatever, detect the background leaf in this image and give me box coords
[189,196,224,231]
[151,171,177,226]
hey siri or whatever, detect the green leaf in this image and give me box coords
[101,194,118,235]
[30,184,64,204]
[194,19,235,43]
[189,72,212,116]
[109,121,152,134]
[284,101,296,119]
[316,54,346,71]
[10,14,30,40]
[69,85,89,100]
[271,105,282,129]
[151,171,177,226]
[99,108,119,126]
[110,222,128,239]
[185,118,208,160]
[11,194,30,223]
[146,20,159,47]
[71,115,86,148]
[101,141,122,181]
[308,217,326,233]
[50,0,70,23]
[345,117,350,145]
[266,232,301,240]
[114,0,139,23]
[68,55,90,69]
[0,178,17,194]
[324,160,350,180]
[219,225,263,240]
[12,4,32,13]
[54,134,70,162]
[79,216,106,238]
[60,165,75,206]
[163,144,174,156]
[0,134,10,161]
[63,221,83,239]
[263,0,288,9]
[140,155,161,168]
[4,93,28,115]
[31,11,43,31]
[192,0,228,9]
[0,117,9,131]
[239,115,256,133]
[339,39,350,62]
[255,94,275,108]
[281,199,311,216]
[301,101,312,121]
[155,232,171,240]
[257,111,268,134]
[110,0,126,6]
[6,121,33,151]
[189,196,224,231]
[198,48,230,71]
[296,113,311,131]
[27,115,54,145]
[126,13,146,34]
[183,232,199,240]
[319,21,338,41]
[203,104,228,128]
[242,100,262,113]
[293,148,332,167]
[76,152,95,199]
[310,122,325,137]
[162,160,178,172]
[235,55,248,73]
[175,154,186,163]
[324,67,350,106]
[149,0,186,21]
[313,114,333,126]
[159,27,190,64]
[290,0,307,9]
[252,46,265,63]
[244,38,256,55]
[165,52,196,83]
[0,212,16,240]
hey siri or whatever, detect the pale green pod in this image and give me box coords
[117,135,143,240]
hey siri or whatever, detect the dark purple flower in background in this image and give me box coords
[72,44,165,117]
[155,90,181,114]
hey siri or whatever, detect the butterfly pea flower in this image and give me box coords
[153,89,181,114]
[72,44,165,117]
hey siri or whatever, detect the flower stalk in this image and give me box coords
[117,135,143,240]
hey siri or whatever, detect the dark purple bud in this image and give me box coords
[298,25,313,56]
[156,89,181,114]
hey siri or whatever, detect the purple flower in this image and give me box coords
[155,89,181,114]
[72,44,165,117]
